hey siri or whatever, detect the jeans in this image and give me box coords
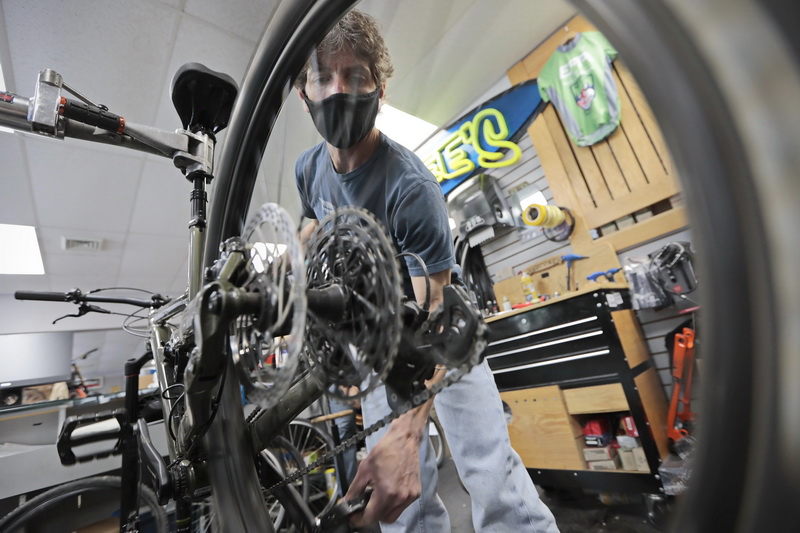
[361,360,559,532]
[328,392,359,491]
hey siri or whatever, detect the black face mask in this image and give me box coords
[303,88,380,149]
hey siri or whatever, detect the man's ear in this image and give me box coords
[297,89,310,113]
[378,84,386,111]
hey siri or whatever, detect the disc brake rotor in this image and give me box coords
[304,207,402,401]
[232,203,306,409]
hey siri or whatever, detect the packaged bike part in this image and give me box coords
[623,257,671,310]
[648,241,698,296]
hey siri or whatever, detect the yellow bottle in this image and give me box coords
[519,271,538,302]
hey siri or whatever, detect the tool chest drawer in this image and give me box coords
[486,289,631,392]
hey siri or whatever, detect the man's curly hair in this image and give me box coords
[294,9,394,92]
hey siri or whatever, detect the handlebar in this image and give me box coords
[15,289,167,309]
[13,290,71,302]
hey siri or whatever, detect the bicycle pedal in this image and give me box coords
[57,409,130,465]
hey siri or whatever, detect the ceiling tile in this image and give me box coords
[129,157,194,237]
[24,136,145,233]
[48,272,120,293]
[0,133,36,225]
[44,251,122,281]
[3,0,180,126]
[118,233,188,279]
[0,274,50,295]
[184,0,276,45]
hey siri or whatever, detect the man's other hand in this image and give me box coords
[343,413,424,526]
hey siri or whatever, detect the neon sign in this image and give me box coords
[419,79,544,196]
[424,108,522,182]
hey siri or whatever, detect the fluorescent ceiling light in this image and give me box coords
[376,104,438,151]
[0,224,45,275]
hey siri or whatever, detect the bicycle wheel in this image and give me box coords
[260,434,315,532]
[201,2,359,531]
[185,445,314,533]
[571,2,800,532]
[0,475,167,533]
[207,0,800,531]
[280,419,339,516]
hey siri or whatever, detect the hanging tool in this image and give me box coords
[667,327,697,458]
[561,254,588,291]
[586,267,621,283]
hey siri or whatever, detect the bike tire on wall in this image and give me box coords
[572,1,800,532]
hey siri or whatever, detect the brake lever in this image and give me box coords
[314,487,373,533]
[52,303,111,324]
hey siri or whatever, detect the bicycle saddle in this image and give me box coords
[171,62,238,136]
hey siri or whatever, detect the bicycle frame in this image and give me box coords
[0,54,328,533]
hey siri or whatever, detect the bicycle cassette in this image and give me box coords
[304,207,402,401]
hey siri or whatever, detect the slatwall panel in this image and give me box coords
[477,134,694,398]
[480,136,574,281]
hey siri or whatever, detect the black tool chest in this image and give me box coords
[485,287,669,494]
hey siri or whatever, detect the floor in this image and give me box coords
[435,458,665,533]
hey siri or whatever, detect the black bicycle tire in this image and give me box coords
[281,419,339,516]
[259,442,316,532]
[571,1,800,532]
[201,2,360,531]
[0,475,167,533]
[270,434,312,503]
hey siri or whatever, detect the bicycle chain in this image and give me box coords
[261,321,487,496]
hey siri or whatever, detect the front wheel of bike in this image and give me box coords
[0,476,168,533]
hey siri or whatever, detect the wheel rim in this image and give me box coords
[281,420,339,515]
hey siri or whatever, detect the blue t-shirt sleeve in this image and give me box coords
[393,180,455,277]
[294,152,317,219]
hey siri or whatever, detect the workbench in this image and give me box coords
[485,284,669,494]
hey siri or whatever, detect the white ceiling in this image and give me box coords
[0,0,575,385]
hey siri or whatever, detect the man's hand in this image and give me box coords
[343,410,426,526]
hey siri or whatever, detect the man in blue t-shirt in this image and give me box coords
[294,9,558,532]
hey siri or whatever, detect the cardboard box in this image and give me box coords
[582,445,616,462]
[138,371,156,390]
[632,446,649,472]
[618,448,638,471]
[621,415,639,437]
[616,435,639,449]
[588,455,621,470]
